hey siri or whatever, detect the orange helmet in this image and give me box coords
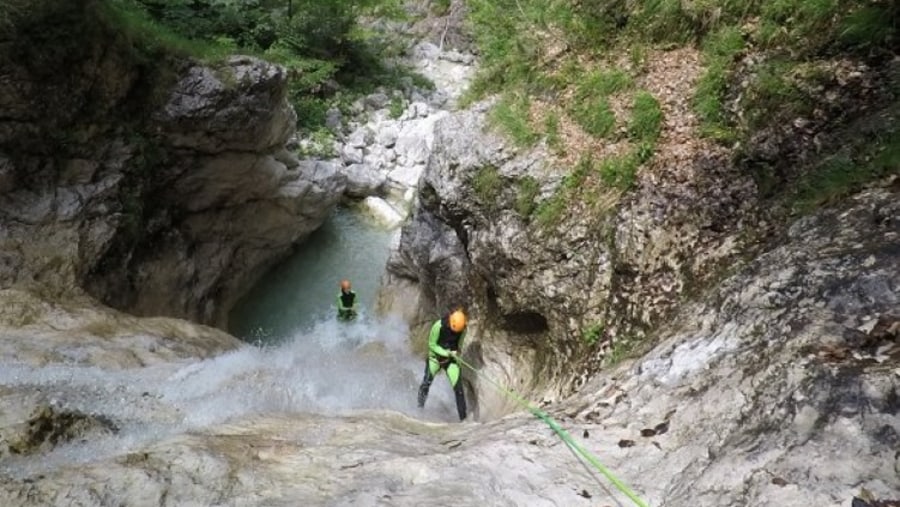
[340,279,351,291]
[449,310,466,333]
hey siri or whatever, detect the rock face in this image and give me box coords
[381,100,758,394]
[316,41,475,231]
[85,57,346,326]
[564,185,900,506]
[0,185,896,506]
[1,4,896,507]
[0,286,241,462]
[0,2,345,327]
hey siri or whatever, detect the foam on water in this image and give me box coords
[0,207,463,477]
[0,312,462,477]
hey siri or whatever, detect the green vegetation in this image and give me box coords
[472,165,504,206]
[515,176,541,217]
[582,321,604,346]
[99,0,236,60]
[599,153,639,190]
[570,97,616,139]
[298,128,338,158]
[468,0,895,135]
[566,69,634,139]
[467,0,897,119]
[578,69,633,98]
[603,335,637,367]
[629,44,649,74]
[465,0,898,223]
[544,113,563,153]
[534,155,595,226]
[793,126,900,213]
[533,189,568,227]
[388,95,405,119]
[694,26,744,141]
[430,0,452,16]
[89,0,426,133]
[628,91,663,144]
[488,94,539,147]
[0,0,31,35]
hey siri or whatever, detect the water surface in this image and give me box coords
[229,206,396,343]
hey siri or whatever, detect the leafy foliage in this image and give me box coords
[582,321,604,346]
[388,95,405,119]
[114,0,414,132]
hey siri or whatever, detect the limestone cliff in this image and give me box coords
[382,51,898,400]
[1,182,896,506]
[383,98,758,397]
[0,0,345,327]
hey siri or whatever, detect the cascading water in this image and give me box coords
[0,207,465,480]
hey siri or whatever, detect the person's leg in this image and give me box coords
[417,357,440,408]
[446,362,467,421]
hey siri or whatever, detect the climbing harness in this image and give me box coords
[454,355,650,507]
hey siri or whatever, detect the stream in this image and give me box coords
[228,206,396,344]
[0,208,470,481]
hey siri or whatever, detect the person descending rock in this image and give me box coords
[336,279,357,321]
[417,309,467,421]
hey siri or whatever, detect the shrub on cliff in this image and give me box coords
[102,0,411,132]
[464,0,898,212]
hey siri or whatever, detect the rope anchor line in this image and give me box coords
[454,355,650,507]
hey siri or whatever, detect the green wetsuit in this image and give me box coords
[337,289,356,320]
[417,315,467,420]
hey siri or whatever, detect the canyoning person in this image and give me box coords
[336,279,357,321]
[417,309,468,421]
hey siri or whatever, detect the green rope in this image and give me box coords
[454,355,650,507]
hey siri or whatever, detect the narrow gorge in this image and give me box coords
[1,1,898,506]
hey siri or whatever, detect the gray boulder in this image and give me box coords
[344,163,387,198]
[155,56,296,153]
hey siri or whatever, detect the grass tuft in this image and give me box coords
[599,153,639,190]
[629,91,663,144]
[472,165,504,206]
[515,176,541,217]
[694,25,744,142]
[489,93,539,147]
[582,321,604,346]
[544,112,563,153]
[793,127,900,213]
[570,97,616,139]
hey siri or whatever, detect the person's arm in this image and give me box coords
[428,320,450,357]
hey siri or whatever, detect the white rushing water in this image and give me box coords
[1,43,480,485]
[1,312,465,478]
